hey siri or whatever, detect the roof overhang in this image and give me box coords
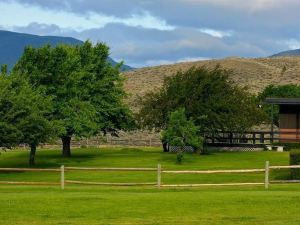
[265,98,300,105]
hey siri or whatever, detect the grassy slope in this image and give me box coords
[1,147,299,224]
[124,57,300,110]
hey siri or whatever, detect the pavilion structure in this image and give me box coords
[265,98,300,143]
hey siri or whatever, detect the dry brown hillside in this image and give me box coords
[124,57,300,108]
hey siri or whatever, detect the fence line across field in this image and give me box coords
[1,162,300,189]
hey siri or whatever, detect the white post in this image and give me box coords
[265,161,269,190]
[61,165,65,190]
[157,164,161,189]
[149,138,152,147]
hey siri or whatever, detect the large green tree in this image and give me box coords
[0,73,53,165]
[13,41,133,157]
[138,66,266,150]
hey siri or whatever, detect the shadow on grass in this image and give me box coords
[0,149,101,168]
[119,148,144,152]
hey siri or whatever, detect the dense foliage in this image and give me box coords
[13,41,134,157]
[0,73,53,165]
[139,66,266,136]
[258,84,300,126]
[161,108,203,163]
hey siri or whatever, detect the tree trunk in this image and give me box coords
[162,140,169,152]
[62,136,72,157]
[29,144,36,166]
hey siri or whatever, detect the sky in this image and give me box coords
[1,0,300,68]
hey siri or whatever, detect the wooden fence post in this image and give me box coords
[265,161,269,190]
[61,165,65,190]
[157,164,161,189]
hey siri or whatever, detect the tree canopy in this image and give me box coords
[13,41,134,157]
[138,66,266,136]
[0,73,53,165]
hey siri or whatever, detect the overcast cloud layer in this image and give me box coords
[1,0,300,67]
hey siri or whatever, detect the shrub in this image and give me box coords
[290,150,300,179]
[176,152,184,164]
[161,108,203,164]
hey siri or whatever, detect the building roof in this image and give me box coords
[265,98,300,105]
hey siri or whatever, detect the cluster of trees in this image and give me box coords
[2,42,291,165]
[0,41,134,165]
[138,66,267,152]
[138,67,298,159]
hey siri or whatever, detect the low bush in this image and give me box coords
[290,150,300,179]
[176,152,184,164]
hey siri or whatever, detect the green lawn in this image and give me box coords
[0,147,299,225]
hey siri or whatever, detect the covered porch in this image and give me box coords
[205,98,300,148]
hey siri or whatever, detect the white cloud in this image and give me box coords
[179,0,299,11]
[144,56,210,67]
[0,1,175,31]
[284,39,300,49]
[0,0,296,67]
[199,28,233,38]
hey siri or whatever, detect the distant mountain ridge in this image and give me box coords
[271,49,300,57]
[0,30,133,71]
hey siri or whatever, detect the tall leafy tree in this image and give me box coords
[0,74,53,165]
[138,67,266,150]
[13,41,133,157]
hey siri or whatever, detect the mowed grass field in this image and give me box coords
[1,147,300,225]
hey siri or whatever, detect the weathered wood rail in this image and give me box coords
[205,131,300,147]
[0,162,300,189]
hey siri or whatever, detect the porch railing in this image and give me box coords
[205,131,300,146]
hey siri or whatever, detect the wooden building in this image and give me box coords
[265,98,300,142]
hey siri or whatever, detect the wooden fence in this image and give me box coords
[205,131,300,147]
[1,162,300,190]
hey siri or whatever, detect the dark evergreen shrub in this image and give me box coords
[290,150,300,179]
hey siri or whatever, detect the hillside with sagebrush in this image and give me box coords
[124,57,300,109]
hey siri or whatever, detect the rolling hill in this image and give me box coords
[0,30,132,71]
[124,57,300,109]
[271,49,300,57]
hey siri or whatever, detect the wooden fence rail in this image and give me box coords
[1,162,300,189]
[65,167,156,171]
[65,180,156,186]
[0,168,60,172]
[161,183,265,187]
[205,131,300,146]
[162,169,265,174]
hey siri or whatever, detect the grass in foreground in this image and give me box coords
[2,185,300,225]
[0,147,299,225]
